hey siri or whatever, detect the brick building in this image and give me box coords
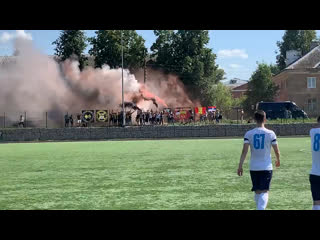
[231,82,249,98]
[226,43,320,117]
[222,78,249,98]
[273,44,320,117]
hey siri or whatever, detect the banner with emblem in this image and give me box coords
[96,110,108,122]
[82,110,94,123]
[174,107,192,121]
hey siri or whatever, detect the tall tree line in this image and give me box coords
[150,30,225,104]
[52,30,225,105]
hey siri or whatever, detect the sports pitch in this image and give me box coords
[0,137,313,210]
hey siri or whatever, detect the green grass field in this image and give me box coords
[0,137,314,210]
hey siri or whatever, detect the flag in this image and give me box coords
[208,106,217,112]
[82,110,94,123]
[195,107,206,114]
[96,110,108,122]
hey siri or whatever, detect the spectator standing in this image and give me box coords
[160,111,164,125]
[219,111,223,123]
[125,111,129,125]
[136,110,141,125]
[156,112,160,125]
[64,114,69,127]
[114,112,118,125]
[175,111,180,124]
[241,109,244,124]
[189,110,194,124]
[69,115,74,127]
[208,111,213,123]
[216,110,220,123]
[18,115,25,128]
[141,112,145,125]
[148,111,152,125]
[129,112,132,125]
[170,111,175,124]
[139,111,143,125]
[145,110,150,125]
[110,112,114,126]
[77,114,81,127]
[151,111,155,125]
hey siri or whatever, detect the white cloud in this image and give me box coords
[0,30,32,44]
[0,32,13,43]
[15,30,32,41]
[218,49,248,59]
[229,64,241,69]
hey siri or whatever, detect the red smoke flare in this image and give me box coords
[139,84,168,108]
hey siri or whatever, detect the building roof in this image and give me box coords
[285,45,320,70]
[222,78,249,89]
[232,82,248,91]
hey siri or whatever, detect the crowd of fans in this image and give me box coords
[135,110,164,126]
[62,109,225,128]
[199,110,223,123]
[13,108,227,129]
[11,107,302,129]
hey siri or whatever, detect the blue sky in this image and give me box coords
[1,30,319,80]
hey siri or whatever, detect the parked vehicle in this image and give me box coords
[256,101,308,119]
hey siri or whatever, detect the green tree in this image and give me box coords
[232,95,247,109]
[276,30,317,70]
[269,64,280,75]
[150,30,175,71]
[150,30,225,102]
[205,83,233,115]
[89,30,147,71]
[244,63,280,114]
[52,30,88,70]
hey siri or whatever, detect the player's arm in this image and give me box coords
[272,144,280,168]
[238,143,249,176]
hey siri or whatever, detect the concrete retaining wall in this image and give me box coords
[0,123,317,142]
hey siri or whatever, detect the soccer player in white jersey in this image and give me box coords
[237,110,280,210]
[309,116,320,210]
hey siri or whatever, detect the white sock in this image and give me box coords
[312,205,320,210]
[257,192,269,210]
[254,194,259,206]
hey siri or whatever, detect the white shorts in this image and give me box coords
[77,120,81,124]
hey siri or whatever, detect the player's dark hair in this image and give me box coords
[254,110,266,124]
[317,116,320,123]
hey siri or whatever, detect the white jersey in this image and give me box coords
[244,127,278,171]
[310,128,320,176]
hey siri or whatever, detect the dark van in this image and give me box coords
[256,101,308,119]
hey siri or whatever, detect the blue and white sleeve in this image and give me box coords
[244,132,250,144]
[271,132,278,145]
